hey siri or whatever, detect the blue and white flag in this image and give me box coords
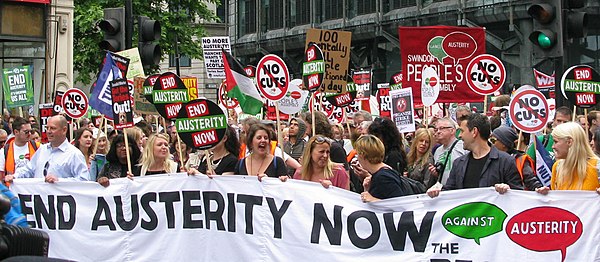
[534,136,553,187]
[89,53,124,118]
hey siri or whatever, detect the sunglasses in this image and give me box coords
[489,137,497,144]
[314,135,330,144]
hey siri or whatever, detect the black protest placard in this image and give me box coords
[561,65,600,108]
[52,90,72,122]
[39,103,54,143]
[151,72,189,120]
[110,79,134,129]
[175,99,227,150]
[303,42,325,92]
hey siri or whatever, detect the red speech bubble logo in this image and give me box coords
[506,207,582,262]
[442,32,477,66]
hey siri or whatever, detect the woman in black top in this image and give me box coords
[197,126,240,176]
[234,124,286,180]
[368,117,408,175]
[355,135,405,202]
[97,134,142,187]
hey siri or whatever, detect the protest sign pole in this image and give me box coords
[155,117,159,134]
[123,132,132,175]
[584,108,589,135]
[311,92,316,136]
[517,130,523,151]
[176,134,185,169]
[103,117,108,137]
[91,115,105,157]
[275,103,283,152]
[70,121,74,141]
[18,107,23,117]
[483,95,488,116]
[206,150,213,174]
[572,105,577,121]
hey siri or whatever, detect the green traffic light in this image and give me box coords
[537,33,552,48]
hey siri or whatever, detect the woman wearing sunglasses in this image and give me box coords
[235,124,287,180]
[292,135,349,189]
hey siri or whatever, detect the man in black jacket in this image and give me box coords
[427,113,523,197]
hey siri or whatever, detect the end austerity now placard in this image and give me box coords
[11,176,600,262]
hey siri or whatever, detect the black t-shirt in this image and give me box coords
[369,167,404,199]
[463,153,489,188]
[384,149,407,174]
[330,142,349,171]
[144,163,181,176]
[197,154,238,175]
[234,156,286,177]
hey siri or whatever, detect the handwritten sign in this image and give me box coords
[306,29,352,93]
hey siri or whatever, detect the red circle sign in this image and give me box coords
[256,54,289,101]
[218,82,239,109]
[509,88,549,133]
[61,88,88,119]
[466,54,506,96]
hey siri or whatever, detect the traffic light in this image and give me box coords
[99,8,125,52]
[528,0,563,58]
[138,16,162,67]
[564,0,588,39]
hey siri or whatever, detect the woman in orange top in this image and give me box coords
[536,122,600,194]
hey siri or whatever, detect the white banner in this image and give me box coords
[11,175,600,262]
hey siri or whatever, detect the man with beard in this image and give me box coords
[284,118,306,163]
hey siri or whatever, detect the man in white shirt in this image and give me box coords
[6,115,90,183]
[0,117,40,180]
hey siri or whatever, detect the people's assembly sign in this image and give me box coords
[201,37,231,78]
[2,65,34,108]
[399,26,486,104]
[11,176,600,261]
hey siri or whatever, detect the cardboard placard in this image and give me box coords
[201,36,231,78]
[305,28,352,93]
[38,103,54,143]
[390,88,416,133]
[133,76,158,115]
[353,69,372,101]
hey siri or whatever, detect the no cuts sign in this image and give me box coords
[256,54,289,101]
[509,87,549,133]
[61,88,89,119]
[466,54,506,96]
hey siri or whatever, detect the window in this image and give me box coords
[356,0,376,15]
[169,54,191,67]
[216,0,228,23]
[266,0,284,29]
[290,0,310,27]
[324,0,343,20]
[238,0,256,35]
[389,0,417,9]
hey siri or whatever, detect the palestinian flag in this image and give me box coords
[222,50,264,115]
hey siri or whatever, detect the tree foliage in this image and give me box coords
[74,0,219,84]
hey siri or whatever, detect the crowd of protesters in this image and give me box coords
[0,94,599,228]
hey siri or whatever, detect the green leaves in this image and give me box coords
[73,0,220,84]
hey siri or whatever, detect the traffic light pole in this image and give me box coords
[125,0,133,49]
[554,56,566,109]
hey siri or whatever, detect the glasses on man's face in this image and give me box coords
[433,126,453,133]
[19,129,33,135]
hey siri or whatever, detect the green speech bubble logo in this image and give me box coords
[427,36,447,64]
[442,202,507,245]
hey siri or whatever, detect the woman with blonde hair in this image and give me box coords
[292,135,349,189]
[406,128,437,188]
[139,133,179,176]
[537,122,600,194]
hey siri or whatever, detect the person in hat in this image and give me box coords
[490,126,541,190]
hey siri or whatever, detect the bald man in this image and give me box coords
[7,115,90,183]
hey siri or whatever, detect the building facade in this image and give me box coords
[225,0,600,98]
[0,0,74,112]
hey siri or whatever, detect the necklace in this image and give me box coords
[249,154,268,176]
[211,156,223,170]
